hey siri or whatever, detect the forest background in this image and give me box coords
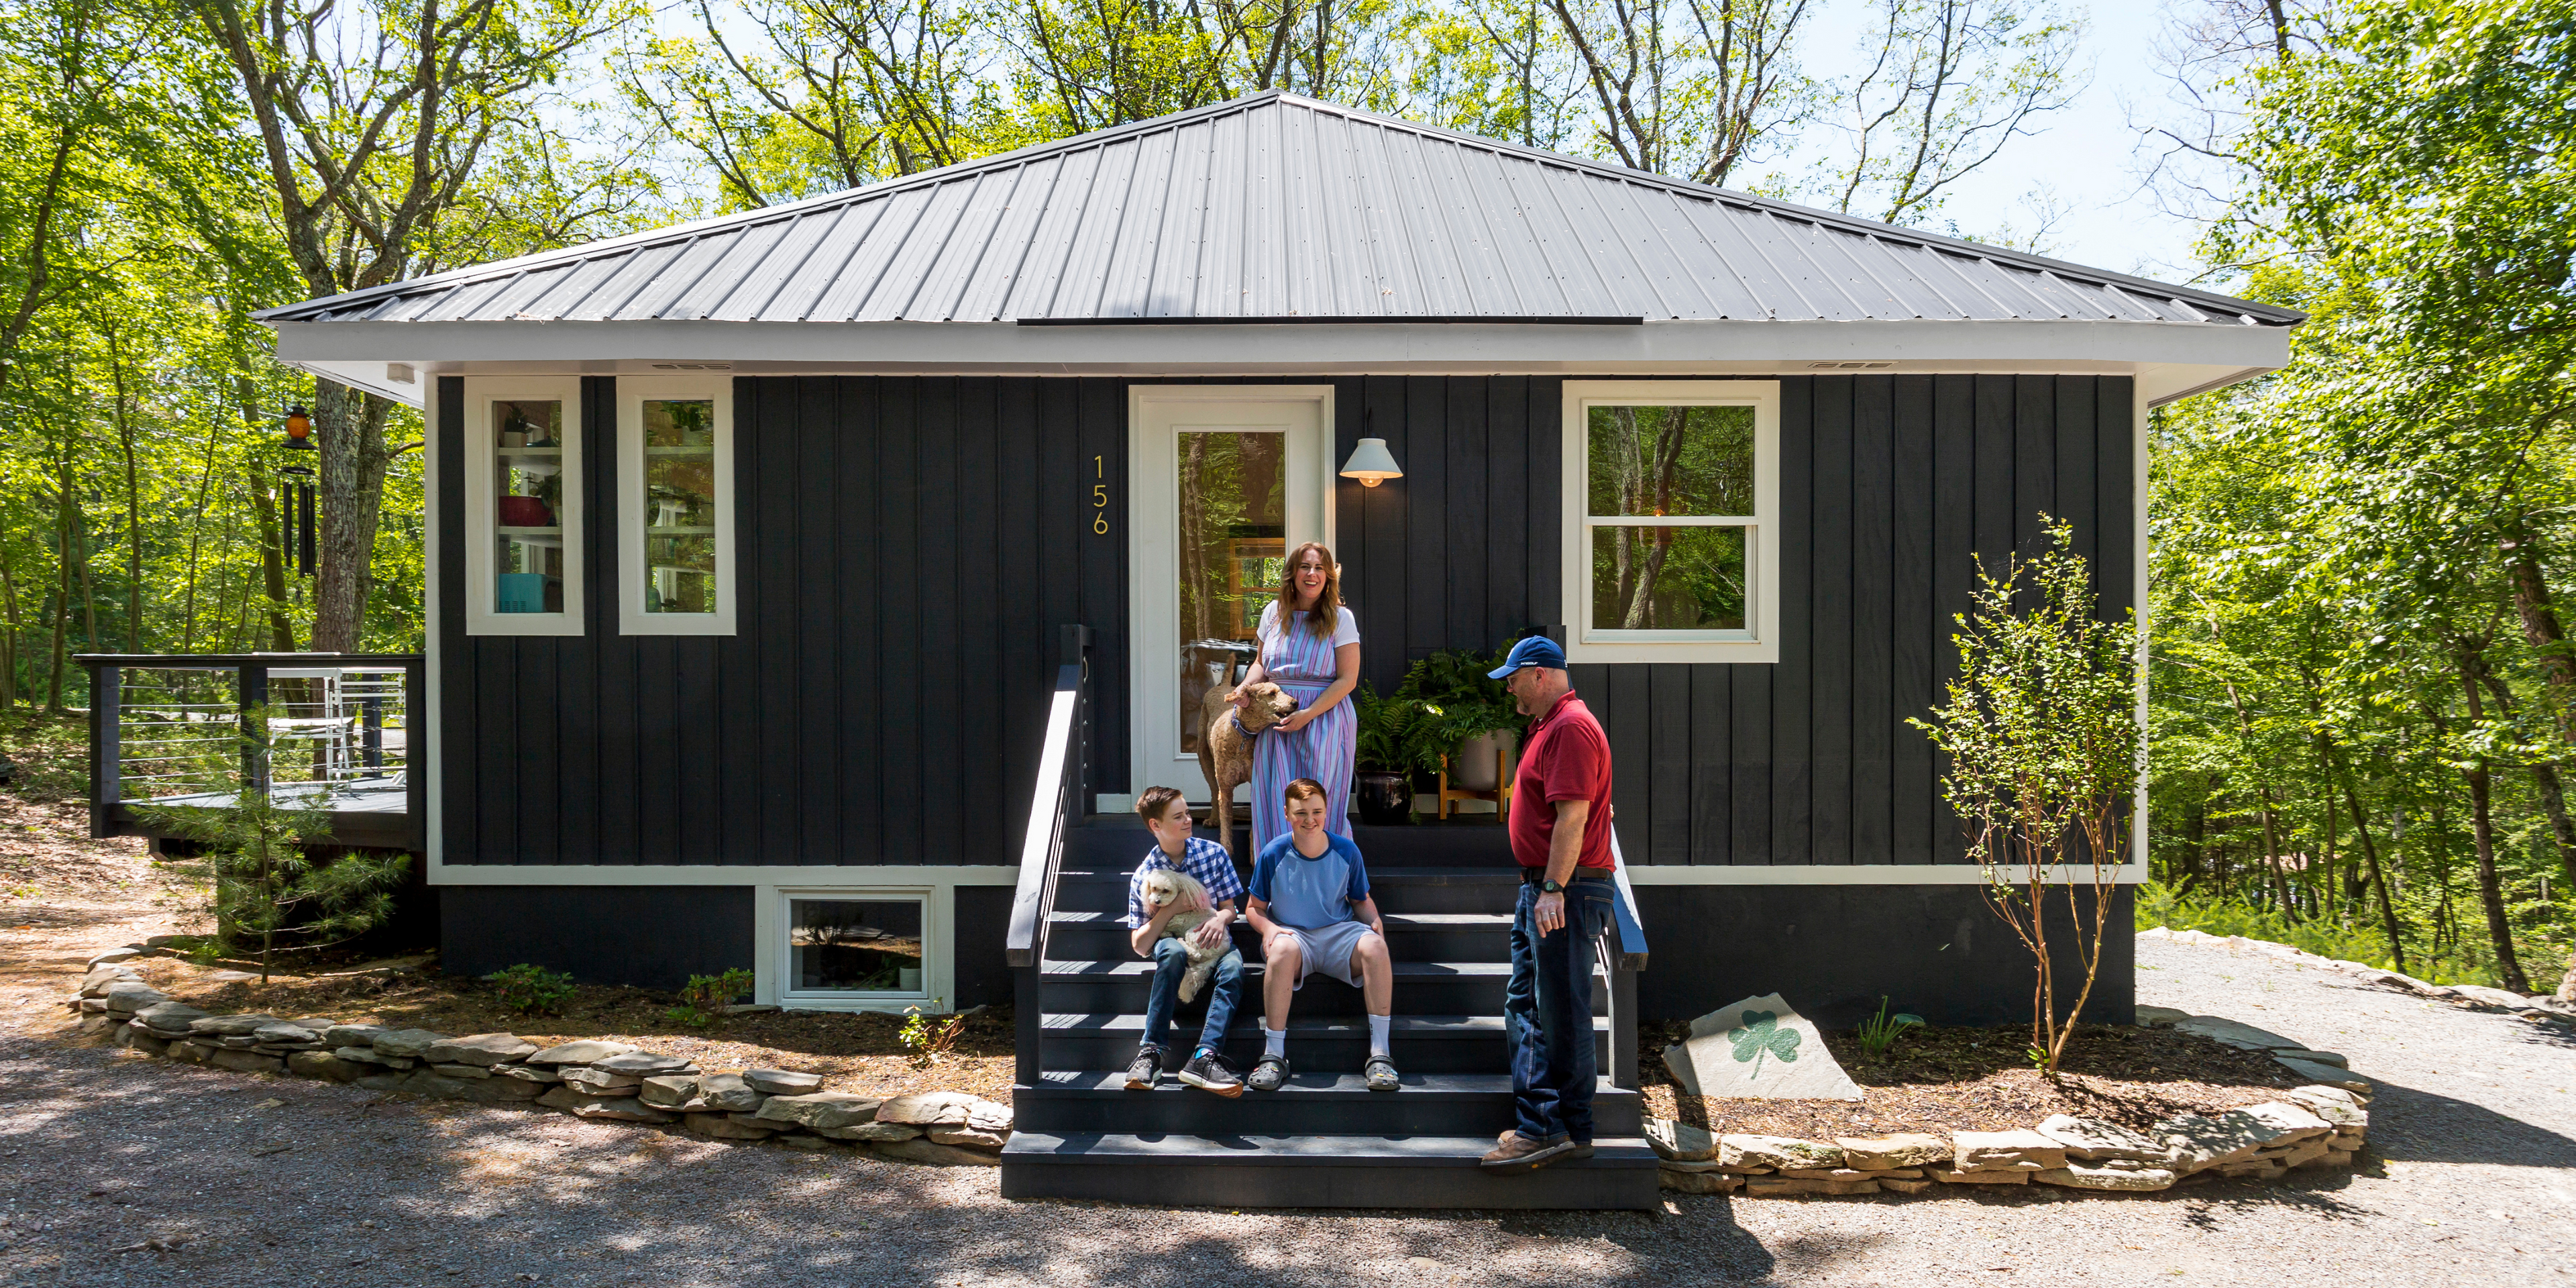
[3,0,2572,994]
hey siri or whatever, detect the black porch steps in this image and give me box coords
[999,1132,1662,1210]
[1033,1012,1610,1073]
[1014,1071,1640,1136]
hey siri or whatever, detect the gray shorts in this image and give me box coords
[1277,919,1376,990]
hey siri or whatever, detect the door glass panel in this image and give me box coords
[641,398,718,614]
[1176,430,1285,754]
[492,399,565,613]
[790,898,924,993]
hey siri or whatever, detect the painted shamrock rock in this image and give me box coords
[1662,992,1863,1101]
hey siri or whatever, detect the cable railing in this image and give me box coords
[1006,625,1093,1087]
[76,653,427,850]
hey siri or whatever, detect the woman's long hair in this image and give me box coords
[1277,541,1342,637]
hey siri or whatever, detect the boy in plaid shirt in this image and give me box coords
[1123,786,1248,1095]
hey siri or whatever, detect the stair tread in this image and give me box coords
[1040,1012,1606,1034]
[1049,910,1509,927]
[1043,959,1532,978]
[1056,867,1527,883]
[1022,1071,1633,1096]
[1003,1132,1658,1165]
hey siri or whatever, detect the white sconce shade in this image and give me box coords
[1339,437,1403,487]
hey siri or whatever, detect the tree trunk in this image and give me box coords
[46,464,75,712]
[2504,539,2576,748]
[111,343,143,652]
[309,380,392,651]
[2325,737,2406,973]
[2475,662,2576,900]
[2457,646,2530,993]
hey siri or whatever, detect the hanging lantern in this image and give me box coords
[283,405,315,450]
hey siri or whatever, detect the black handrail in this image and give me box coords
[1008,626,1091,1086]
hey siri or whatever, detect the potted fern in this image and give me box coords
[1395,647,1525,795]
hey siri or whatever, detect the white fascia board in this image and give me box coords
[274,318,2289,381]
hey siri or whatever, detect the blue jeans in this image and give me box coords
[1140,935,1242,1057]
[1507,879,1611,1142]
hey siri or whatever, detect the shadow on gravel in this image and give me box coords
[2361,1078,2576,1169]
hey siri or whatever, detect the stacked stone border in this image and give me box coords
[66,951,1010,1167]
[1650,1004,2377,1198]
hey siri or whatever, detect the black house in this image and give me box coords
[239,93,2294,1206]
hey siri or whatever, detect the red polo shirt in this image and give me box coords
[1509,690,1615,870]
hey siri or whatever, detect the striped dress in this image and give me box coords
[1250,602,1360,851]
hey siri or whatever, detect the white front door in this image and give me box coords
[1128,386,1336,804]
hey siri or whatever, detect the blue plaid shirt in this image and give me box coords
[1125,835,1246,929]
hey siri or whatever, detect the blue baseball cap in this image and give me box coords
[1488,636,1566,678]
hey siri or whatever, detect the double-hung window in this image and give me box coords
[1560,381,1780,663]
[618,376,736,635]
[464,378,584,636]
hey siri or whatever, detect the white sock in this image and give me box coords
[1264,1026,1287,1059]
[1368,1014,1392,1059]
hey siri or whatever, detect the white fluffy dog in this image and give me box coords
[1142,867,1226,1003]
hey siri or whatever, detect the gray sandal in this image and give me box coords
[1247,1053,1290,1091]
[1364,1055,1400,1092]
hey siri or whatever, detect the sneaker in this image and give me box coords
[1364,1055,1401,1092]
[1479,1132,1577,1175]
[1246,1053,1290,1091]
[1562,1139,1595,1161]
[1176,1051,1244,1098]
[1123,1046,1162,1091]
[1498,1128,1568,1148]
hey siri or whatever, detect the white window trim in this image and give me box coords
[763,885,945,1012]
[464,376,585,637]
[1560,380,1781,664]
[616,375,738,636]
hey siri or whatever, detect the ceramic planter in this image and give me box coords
[1354,770,1412,824]
[1450,729,1519,790]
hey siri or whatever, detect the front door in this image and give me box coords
[1128,387,1334,804]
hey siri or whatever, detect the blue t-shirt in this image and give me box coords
[1248,832,1371,930]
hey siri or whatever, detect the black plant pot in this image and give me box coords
[1354,770,1413,824]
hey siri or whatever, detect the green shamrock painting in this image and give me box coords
[1728,1010,1802,1079]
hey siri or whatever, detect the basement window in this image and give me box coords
[780,894,930,1002]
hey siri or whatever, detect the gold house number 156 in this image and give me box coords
[1091,455,1109,535]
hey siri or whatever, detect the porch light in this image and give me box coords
[1339,437,1403,487]
[284,405,315,450]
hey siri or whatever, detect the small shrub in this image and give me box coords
[667,967,755,1028]
[485,963,578,1016]
[1854,996,1924,1060]
[900,1001,966,1068]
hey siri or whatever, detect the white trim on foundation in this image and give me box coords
[761,884,943,1012]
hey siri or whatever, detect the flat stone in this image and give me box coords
[2449,984,2530,1009]
[209,1050,286,1075]
[759,1091,883,1131]
[423,1033,538,1067]
[118,1029,170,1055]
[86,948,145,967]
[639,1075,703,1110]
[816,1120,922,1141]
[966,1102,1013,1133]
[2219,1158,2289,1180]
[2155,1110,2290,1172]
[2272,1048,2348,1068]
[1662,992,1863,1101]
[288,1051,365,1082]
[101,982,166,1013]
[406,1071,544,1103]
[369,1028,447,1059]
[876,1091,980,1126]
[493,1064,560,1083]
[2134,1005,2188,1027]
[1930,1166,2029,1184]
[684,1112,777,1140]
[429,1063,494,1079]
[771,1133,838,1151]
[927,1126,1008,1149]
[190,1013,284,1037]
[322,1024,388,1049]
[1719,1134,1843,1171]
[1659,1167,1743,1194]
[1781,1168,1883,1181]
[2275,1057,2372,1094]
[78,998,107,1014]
[165,1040,210,1065]
[1647,1118,1717,1162]
[2033,1116,2173,1163]
[865,1138,1001,1167]
[2171,1015,2306,1053]
[217,1034,263,1049]
[2296,1099,2366,1132]
[1833,1133,1949,1170]
[559,1067,643,1093]
[79,965,140,996]
[535,1087,676,1122]
[333,1046,413,1068]
[743,1069,822,1095]
[132,1002,208,1036]
[2284,1083,2358,1109]
[2035,1163,2178,1191]
[525,1040,637,1067]
[252,1023,321,1044]
[2238,1102,2332,1142]
[696,1073,766,1112]
[590,1051,692,1076]
[2281,1138,2333,1168]
[205,971,258,983]
[1954,1130,2066,1171]
[1880,1177,1935,1195]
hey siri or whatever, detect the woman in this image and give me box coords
[1228,541,1361,850]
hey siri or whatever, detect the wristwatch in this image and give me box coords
[1541,879,1564,894]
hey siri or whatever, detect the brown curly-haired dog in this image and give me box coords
[1197,680,1295,861]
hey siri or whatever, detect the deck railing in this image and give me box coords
[75,653,427,851]
[1596,830,1652,1089]
[1006,626,1093,1085]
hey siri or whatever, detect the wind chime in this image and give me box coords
[280,405,317,578]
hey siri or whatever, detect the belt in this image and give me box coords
[1521,867,1612,883]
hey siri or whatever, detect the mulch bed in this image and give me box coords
[68,953,1020,1104]
[1640,1018,2304,1139]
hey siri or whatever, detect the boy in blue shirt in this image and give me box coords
[1244,777,1399,1092]
[1123,786,1247,1096]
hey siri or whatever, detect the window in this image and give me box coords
[618,376,736,635]
[781,894,928,1001]
[465,378,584,636]
[1560,381,1780,663]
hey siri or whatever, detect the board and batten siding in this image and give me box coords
[435,373,2132,869]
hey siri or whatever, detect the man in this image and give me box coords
[1478,635,1618,1175]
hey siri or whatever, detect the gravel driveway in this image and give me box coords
[1,938,2568,1287]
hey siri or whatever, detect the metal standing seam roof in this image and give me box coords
[256,91,2302,330]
